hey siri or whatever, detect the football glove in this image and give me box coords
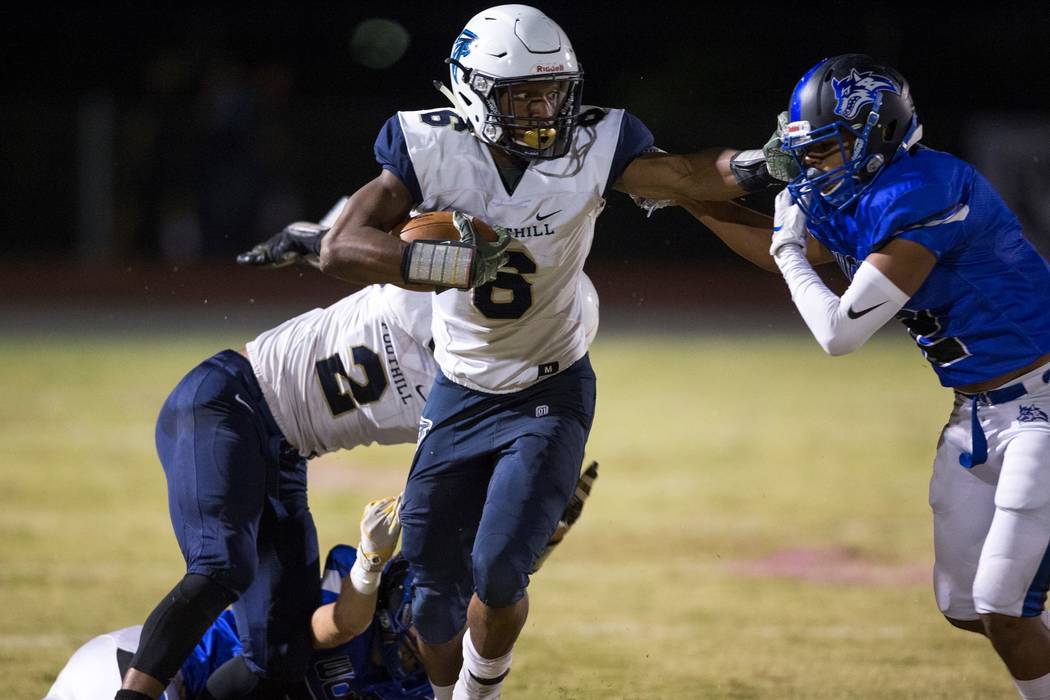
[356,494,402,573]
[236,222,328,268]
[532,460,599,573]
[763,111,801,183]
[400,211,512,290]
[771,189,809,258]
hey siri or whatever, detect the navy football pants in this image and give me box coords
[400,355,596,644]
[154,350,319,680]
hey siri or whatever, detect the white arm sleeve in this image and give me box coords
[773,245,910,355]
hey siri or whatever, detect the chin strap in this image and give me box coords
[900,120,924,152]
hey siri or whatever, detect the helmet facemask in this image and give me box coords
[782,55,922,222]
[449,57,583,160]
[783,94,891,217]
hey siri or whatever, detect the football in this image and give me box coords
[395,211,498,243]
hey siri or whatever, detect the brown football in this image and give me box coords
[395,211,497,243]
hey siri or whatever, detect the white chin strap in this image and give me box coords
[901,122,924,152]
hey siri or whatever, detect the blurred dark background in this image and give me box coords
[2,1,1049,312]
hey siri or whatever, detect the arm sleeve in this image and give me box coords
[773,246,910,356]
[374,115,423,204]
[604,111,655,196]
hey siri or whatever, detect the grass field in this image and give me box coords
[0,328,1014,698]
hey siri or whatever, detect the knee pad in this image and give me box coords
[473,545,527,608]
[131,574,238,683]
[411,580,469,645]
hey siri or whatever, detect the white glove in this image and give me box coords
[357,494,402,572]
[770,189,809,258]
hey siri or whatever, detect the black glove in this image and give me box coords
[236,222,328,268]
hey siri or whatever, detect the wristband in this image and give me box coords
[401,240,475,288]
[729,149,778,193]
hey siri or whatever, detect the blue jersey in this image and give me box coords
[805,146,1050,387]
[179,612,242,698]
[179,546,429,700]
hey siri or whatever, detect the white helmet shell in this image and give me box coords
[446,5,583,159]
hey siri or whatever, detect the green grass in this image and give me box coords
[0,331,1011,698]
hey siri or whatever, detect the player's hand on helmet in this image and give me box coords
[532,461,599,573]
[452,211,512,287]
[357,494,402,572]
[763,111,801,183]
[770,189,809,258]
[236,222,327,268]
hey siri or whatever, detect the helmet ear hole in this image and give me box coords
[883,119,898,143]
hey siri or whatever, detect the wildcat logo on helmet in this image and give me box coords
[450,29,477,80]
[831,69,899,120]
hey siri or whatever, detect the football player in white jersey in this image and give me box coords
[244,6,780,699]
[116,189,602,699]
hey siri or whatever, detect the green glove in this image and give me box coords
[763,111,801,183]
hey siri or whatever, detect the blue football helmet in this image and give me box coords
[374,555,420,681]
[781,54,922,221]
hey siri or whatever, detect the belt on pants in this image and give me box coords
[956,368,1050,469]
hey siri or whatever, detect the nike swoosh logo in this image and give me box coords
[234,394,255,414]
[536,210,562,221]
[415,384,429,401]
[847,301,887,319]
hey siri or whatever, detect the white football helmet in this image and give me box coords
[442,5,583,159]
[579,272,599,347]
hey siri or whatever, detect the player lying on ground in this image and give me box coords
[690,54,1050,699]
[252,5,788,698]
[115,193,601,700]
[55,463,598,700]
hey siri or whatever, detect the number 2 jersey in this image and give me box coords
[376,106,653,393]
[247,285,437,457]
[804,146,1050,387]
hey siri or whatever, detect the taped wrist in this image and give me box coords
[285,222,328,256]
[129,573,237,684]
[351,546,384,594]
[401,240,475,289]
[730,149,777,193]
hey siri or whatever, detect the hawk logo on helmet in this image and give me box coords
[831,69,899,120]
[450,29,477,80]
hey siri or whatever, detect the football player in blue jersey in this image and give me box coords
[56,462,597,699]
[689,54,1050,697]
[266,6,778,698]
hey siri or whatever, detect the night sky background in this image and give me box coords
[4,1,1049,264]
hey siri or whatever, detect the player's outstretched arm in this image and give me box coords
[311,495,403,649]
[613,115,801,204]
[236,197,350,269]
[678,199,833,272]
[614,148,744,203]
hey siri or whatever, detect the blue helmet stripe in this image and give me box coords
[789,57,831,122]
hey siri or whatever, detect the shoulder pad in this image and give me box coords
[578,108,608,127]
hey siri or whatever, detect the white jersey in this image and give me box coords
[398,106,627,393]
[45,626,181,700]
[247,285,437,457]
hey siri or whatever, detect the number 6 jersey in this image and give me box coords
[247,285,437,457]
[376,105,652,393]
